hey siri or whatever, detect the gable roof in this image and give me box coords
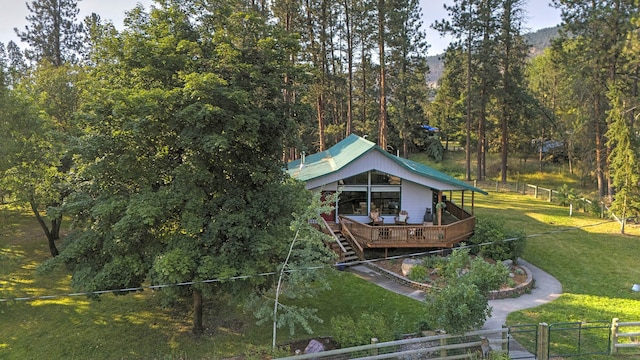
[287,134,488,195]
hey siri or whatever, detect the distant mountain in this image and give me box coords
[523,26,560,57]
[426,26,560,85]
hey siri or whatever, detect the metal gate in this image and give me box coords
[547,321,612,358]
[507,324,538,359]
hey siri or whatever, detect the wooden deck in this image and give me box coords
[338,201,475,249]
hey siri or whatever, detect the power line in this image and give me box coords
[0,219,614,303]
[0,266,327,303]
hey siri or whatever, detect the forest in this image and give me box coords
[1,0,639,338]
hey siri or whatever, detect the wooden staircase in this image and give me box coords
[334,229,360,266]
[320,220,362,267]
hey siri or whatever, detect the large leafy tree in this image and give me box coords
[0,57,81,257]
[2,0,85,256]
[46,0,333,335]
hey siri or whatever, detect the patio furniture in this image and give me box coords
[394,210,409,225]
[423,208,433,222]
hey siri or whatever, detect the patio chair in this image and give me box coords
[370,210,384,226]
[394,210,409,225]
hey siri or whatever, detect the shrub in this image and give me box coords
[469,218,526,261]
[330,313,393,348]
[466,257,509,295]
[587,199,602,216]
[555,184,578,206]
[424,248,509,334]
[425,281,490,334]
[504,229,526,261]
[407,265,428,282]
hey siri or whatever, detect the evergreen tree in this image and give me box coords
[14,0,84,66]
[433,0,480,180]
[496,0,528,182]
[606,84,640,234]
[552,0,638,198]
[386,0,429,156]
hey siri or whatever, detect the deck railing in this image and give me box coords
[339,212,475,249]
[444,200,471,220]
[316,217,347,262]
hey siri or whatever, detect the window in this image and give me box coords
[341,172,368,185]
[338,190,367,215]
[338,171,401,216]
[371,187,401,215]
[371,170,400,185]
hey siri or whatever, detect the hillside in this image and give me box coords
[426,26,560,85]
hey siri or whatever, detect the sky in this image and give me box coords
[0,0,562,56]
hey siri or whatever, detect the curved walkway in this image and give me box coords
[484,259,562,329]
[347,258,562,357]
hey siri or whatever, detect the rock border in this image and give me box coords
[488,264,534,300]
[364,261,534,300]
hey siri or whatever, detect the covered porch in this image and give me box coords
[338,200,474,250]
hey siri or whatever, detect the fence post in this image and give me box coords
[534,186,539,199]
[440,336,448,358]
[502,325,508,352]
[549,190,553,202]
[537,323,549,360]
[516,181,519,193]
[611,318,619,355]
[496,180,499,192]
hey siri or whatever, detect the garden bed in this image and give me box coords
[368,258,534,300]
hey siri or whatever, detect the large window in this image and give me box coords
[371,170,400,185]
[338,189,368,215]
[371,188,401,216]
[338,171,401,216]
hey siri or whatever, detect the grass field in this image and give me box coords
[0,206,428,359]
[2,152,640,359]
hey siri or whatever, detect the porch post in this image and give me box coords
[461,191,465,210]
[437,191,443,226]
[471,192,475,215]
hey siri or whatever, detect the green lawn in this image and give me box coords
[2,167,640,358]
[472,191,640,359]
[0,206,427,359]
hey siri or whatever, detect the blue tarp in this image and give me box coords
[421,125,439,132]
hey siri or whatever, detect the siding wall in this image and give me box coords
[400,180,433,224]
[304,150,466,192]
[306,152,439,224]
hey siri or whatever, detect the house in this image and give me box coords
[287,134,487,260]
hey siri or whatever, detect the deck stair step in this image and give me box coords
[332,230,360,267]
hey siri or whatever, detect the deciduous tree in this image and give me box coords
[45,0,332,335]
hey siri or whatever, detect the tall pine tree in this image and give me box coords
[14,0,84,66]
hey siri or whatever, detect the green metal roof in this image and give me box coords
[287,134,487,195]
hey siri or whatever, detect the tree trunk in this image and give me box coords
[345,0,353,136]
[594,95,605,198]
[377,0,387,150]
[30,199,59,257]
[193,288,204,335]
[317,94,325,151]
[465,32,472,181]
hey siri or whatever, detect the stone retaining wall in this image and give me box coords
[488,264,534,300]
[364,262,534,300]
